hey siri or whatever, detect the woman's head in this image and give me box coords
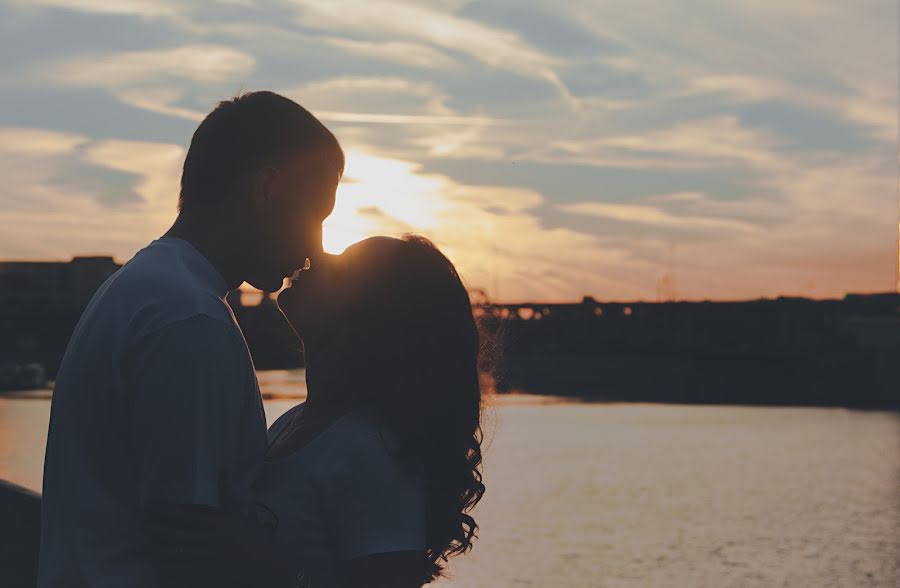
[278,235,486,581]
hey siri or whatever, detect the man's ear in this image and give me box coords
[249,165,279,212]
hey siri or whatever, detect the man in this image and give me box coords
[38,91,343,587]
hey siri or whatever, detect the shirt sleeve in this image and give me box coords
[327,427,427,561]
[267,403,304,446]
[128,314,252,508]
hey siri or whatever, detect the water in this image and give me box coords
[1,371,898,587]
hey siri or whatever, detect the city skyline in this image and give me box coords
[0,1,897,301]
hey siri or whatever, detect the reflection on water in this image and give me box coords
[256,369,309,401]
[1,370,899,587]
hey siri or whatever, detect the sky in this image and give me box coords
[0,0,897,302]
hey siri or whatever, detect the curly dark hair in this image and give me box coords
[332,235,488,582]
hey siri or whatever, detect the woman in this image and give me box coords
[152,235,486,587]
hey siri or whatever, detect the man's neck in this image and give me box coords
[163,213,244,291]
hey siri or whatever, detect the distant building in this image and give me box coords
[0,256,121,314]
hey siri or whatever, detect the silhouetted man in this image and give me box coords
[37,91,343,587]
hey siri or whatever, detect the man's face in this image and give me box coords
[244,152,339,292]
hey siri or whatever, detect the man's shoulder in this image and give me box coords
[137,313,245,358]
[87,244,235,345]
[114,242,203,294]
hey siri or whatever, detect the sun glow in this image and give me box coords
[322,150,445,254]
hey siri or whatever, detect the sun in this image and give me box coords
[321,150,445,254]
[321,201,377,255]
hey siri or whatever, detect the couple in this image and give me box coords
[37,91,486,587]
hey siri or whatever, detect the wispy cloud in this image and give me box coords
[570,0,897,145]
[282,76,512,128]
[285,0,578,108]
[0,0,895,299]
[687,75,898,144]
[322,148,639,300]
[0,127,91,217]
[321,37,459,70]
[315,112,504,126]
[284,76,453,116]
[42,44,255,87]
[81,139,184,206]
[0,126,88,156]
[527,116,784,171]
[0,131,186,259]
[16,0,181,20]
[559,200,760,233]
[113,87,206,122]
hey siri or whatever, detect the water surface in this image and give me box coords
[1,371,898,587]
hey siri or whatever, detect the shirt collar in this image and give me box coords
[157,236,231,298]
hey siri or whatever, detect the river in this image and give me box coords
[1,370,898,587]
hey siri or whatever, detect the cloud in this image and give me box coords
[843,91,898,144]
[321,37,459,70]
[568,0,897,143]
[282,76,511,130]
[282,75,561,162]
[554,151,896,299]
[113,87,205,121]
[34,44,255,123]
[15,0,181,20]
[285,76,455,116]
[315,112,504,126]
[1,0,896,300]
[559,200,759,233]
[321,148,639,300]
[0,128,179,259]
[602,116,784,169]
[526,116,785,171]
[762,152,895,217]
[0,126,88,156]
[81,139,184,207]
[284,0,577,107]
[43,44,255,87]
[687,75,898,144]
[0,129,183,218]
[410,125,508,159]
[0,127,91,216]
[687,75,793,104]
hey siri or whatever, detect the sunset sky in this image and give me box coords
[0,0,897,301]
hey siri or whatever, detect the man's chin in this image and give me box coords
[246,276,287,294]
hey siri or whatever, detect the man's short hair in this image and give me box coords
[179,91,343,212]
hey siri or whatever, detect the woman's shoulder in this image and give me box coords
[329,410,398,459]
[325,413,427,561]
[266,402,305,445]
[267,404,420,486]
[325,412,422,481]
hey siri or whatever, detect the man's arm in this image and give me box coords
[128,314,250,508]
[347,552,425,588]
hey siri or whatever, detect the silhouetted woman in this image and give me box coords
[152,235,486,588]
